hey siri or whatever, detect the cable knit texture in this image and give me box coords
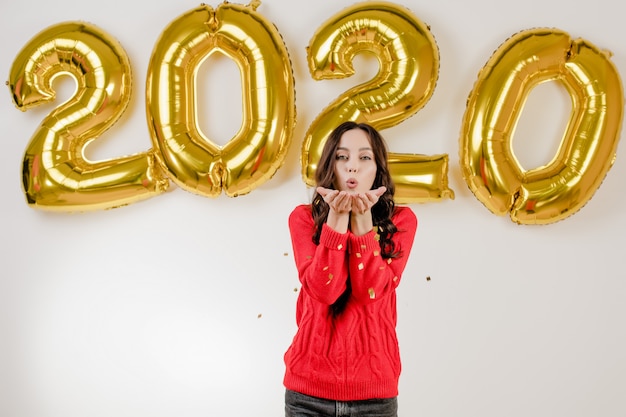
[283,204,417,401]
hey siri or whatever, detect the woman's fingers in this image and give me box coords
[319,186,387,214]
[373,186,387,197]
[316,186,334,198]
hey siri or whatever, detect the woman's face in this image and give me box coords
[333,128,378,193]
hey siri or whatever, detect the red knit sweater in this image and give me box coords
[283,204,417,401]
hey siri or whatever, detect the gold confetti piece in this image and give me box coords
[283,252,288,257]
[379,266,386,270]
[306,255,312,260]
[294,287,299,292]
[337,244,343,250]
[356,252,362,258]
[257,314,262,319]
[374,234,380,241]
[426,276,431,281]
[387,258,392,264]
[358,263,364,270]
[323,266,329,271]
[373,250,379,256]
[361,244,367,250]
[368,288,376,299]
[393,276,399,282]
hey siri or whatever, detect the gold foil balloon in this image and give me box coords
[301,1,453,203]
[146,2,296,197]
[8,22,169,212]
[460,28,624,224]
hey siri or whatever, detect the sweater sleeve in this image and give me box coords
[288,205,350,305]
[347,206,417,304]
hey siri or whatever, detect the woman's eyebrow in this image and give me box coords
[336,146,373,151]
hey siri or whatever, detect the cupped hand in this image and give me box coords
[351,186,387,214]
[317,187,352,214]
[317,186,386,215]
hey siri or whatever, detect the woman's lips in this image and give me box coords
[346,178,358,189]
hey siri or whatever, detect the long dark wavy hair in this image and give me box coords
[311,121,400,315]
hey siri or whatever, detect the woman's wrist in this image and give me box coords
[326,210,350,233]
[350,212,374,236]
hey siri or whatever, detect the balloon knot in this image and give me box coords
[567,39,582,60]
[248,0,261,11]
[205,8,219,31]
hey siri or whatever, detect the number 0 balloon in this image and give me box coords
[146,2,296,197]
[460,28,624,224]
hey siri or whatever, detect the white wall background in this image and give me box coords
[1,0,624,416]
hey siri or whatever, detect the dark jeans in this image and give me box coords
[285,389,398,417]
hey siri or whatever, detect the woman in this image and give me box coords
[284,121,418,416]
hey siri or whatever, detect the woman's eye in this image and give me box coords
[360,155,372,160]
[336,154,348,160]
